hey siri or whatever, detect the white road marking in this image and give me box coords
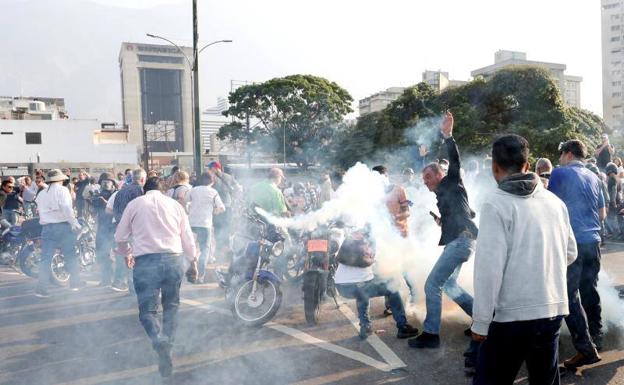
[180,298,400,372]
[338,304,407,370]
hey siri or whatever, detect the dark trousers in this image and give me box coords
[565,242,601,356]
[95,222,114,285]
[133,253,184,349]
[38,222,80,290]
[474,317,562,385]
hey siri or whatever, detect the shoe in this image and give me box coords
[591,333,604,352]
[383,308,393,317]
[396,324,419,339]
[70,281,87,291]
[359,324,373,340]
[408,332,441,349]
[34,288,50,298]
[111,284,129,292]
[156,341,173,377]
[563,352,602,369]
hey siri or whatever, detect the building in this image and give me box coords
[358,87,405,116]
[0,119,138,167]
[201,97,230,154]
[422,70,468,92]
[602,0,624,130]
[0,96,67,120]
[119,42,194,170]
[471,50,582,108]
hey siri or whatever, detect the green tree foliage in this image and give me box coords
[218,74,353,167]
[335,66,607,169]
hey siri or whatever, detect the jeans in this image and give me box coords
[565,242,601,356]
[4,209,18,226]
[133,253,184,349]
[112,224,132,288]
[38,222,80,290]
[423,236,474,334]
[96,221,114,285]
[474,317,562,385]
[337,278,408,329]
[192,227,212,279]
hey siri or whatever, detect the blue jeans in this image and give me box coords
[4,209,18,226]
[423,236,474,334]
[474,317,562,385]
[96,221,114,285]
[192,227,212,279]
[337,278,408,329]
[38,222,80,290]
[133,253,184,349]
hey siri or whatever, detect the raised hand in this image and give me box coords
[441,111,454,138]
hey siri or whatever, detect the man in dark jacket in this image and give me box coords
[408,112,478,349]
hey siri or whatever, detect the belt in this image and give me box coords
[136,252,183,259]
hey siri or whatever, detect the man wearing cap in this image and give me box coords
[595,134,615,171]
[34,169,83,298]
[247,168,289,216]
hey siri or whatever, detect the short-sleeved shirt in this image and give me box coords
[248,180,288,216]
[385,184,409,237]
[186,186,225,229]
[548,162,605,244]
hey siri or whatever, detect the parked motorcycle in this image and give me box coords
[301,222,345,325]
[19,218,96,286]
[216,208,286,327]
[0,219,38,269]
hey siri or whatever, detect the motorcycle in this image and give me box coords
[301,222,345,325]
[216,208,286,327]
[19,218,96,286]
[0,221,35,269]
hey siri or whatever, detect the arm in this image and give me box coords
[114,201,135,244]
[214,193,225,215]
[565,212,578,265]
[396,186,410,221]
[598,182,607,221]
[60,188,80,229]
[179,210,197,261]
[440,112,461,181]
[471,202,507,337]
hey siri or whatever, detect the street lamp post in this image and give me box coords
[146,18,232,176]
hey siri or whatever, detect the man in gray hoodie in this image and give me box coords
[471,135,577,385]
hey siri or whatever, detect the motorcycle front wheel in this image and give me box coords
[18,244,40,278]
[232,279,282,327]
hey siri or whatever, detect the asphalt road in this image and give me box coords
[2,244,624,385]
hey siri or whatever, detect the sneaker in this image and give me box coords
[359,324,373,340]
[396,324,419,339]
[111,283,129,292]
[591,333,604,352]
[408,332,441,349]
[563,352,601,369]
[156,341,173,377]
[34,288,50,298]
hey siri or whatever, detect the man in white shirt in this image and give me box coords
[34,169,83,298]
[114,176,197,378]
[186,172,225,282]
[471,135,577,385]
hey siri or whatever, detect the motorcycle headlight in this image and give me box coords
[271,241,284,257]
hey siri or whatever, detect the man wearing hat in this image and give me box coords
[34,169,83,298]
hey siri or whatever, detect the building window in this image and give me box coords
[0,132,13,135]
[611,14,621,20]
[25,132,41,144]
[604,3,620,10]
[137,55,184,64]
[612,36,621,42]
[613,25,622,31]
[613,48,622,54]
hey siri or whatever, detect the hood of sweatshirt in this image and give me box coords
[497,172,540,196]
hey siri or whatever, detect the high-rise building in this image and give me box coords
[422,70,467,92]
[201,97,231,154]
[471,50,582,108]
[602,1,624,130]
[358,87,405,116]
[119,42,194,169]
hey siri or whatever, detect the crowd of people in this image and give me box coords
[0,111,622,383]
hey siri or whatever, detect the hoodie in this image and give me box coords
[471,172,577,336]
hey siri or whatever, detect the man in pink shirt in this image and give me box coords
[114,176,197,378]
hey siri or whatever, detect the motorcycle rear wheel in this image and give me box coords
[303,271,323,325]
[232,279,282,327]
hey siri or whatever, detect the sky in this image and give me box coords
[1,0,604,121]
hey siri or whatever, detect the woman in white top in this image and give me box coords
[186,172,225,282]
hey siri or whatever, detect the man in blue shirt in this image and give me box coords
[548,139,606,369]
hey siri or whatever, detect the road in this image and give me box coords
[1,244,624,385]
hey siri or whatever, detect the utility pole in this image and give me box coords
[192,0,202,176]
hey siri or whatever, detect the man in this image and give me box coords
[595,134,615,171]
[248,168,289,216]
[207,161,241,256]
[605,162,621,239]
[114,176,197,378]
[111,168,147,292]
[0,180,14,235]
[34,169,83,297]
[2,179,22,225]
[471,135,577,385]
[409,111,477,349]
[92,173,117,287]
[74,170,90,218]
[535,158,553,188]
[21,176,36,218]
[549,139,604,367]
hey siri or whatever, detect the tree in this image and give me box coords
[218,74,353,167]
[335,66,607,169]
